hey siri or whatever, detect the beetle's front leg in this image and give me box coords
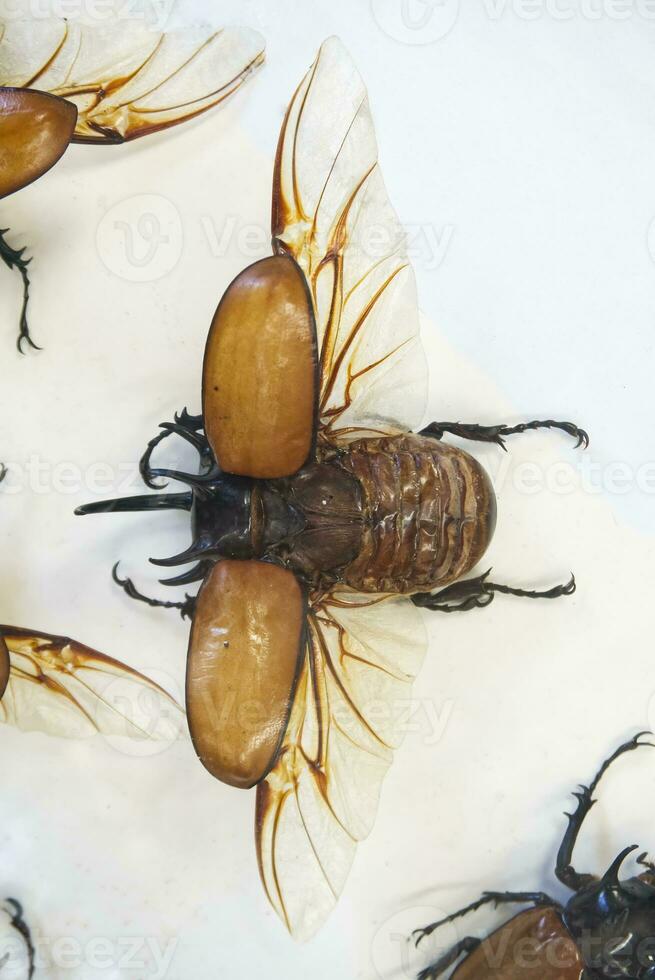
[417,937,481,980]
[112,563,197,620]
[139,409,209,489]
[555,732,654,892]
[420,419,589,450]
[0,227,39,353]
[411,569,576,612]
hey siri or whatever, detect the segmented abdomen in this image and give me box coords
[339,434,496,594]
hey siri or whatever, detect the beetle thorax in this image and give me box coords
[564,870,655,978]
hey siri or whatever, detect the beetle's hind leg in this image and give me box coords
[411,569,576,613]
[414,891,556,979]
[556,731,654,892]
[417,937,481,980]
[0,228,40,354]
[112,562,196,620]
[139,409,210,490]
[420,419,589,450]
[3,897,35,979]
[413,891,555,947]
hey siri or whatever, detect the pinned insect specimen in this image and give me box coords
[0,18,265,351]
[0,625,183,740]
[0,898,34,979]
[75,38,588,939]
[412,732,655,980]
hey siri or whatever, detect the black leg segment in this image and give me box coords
[555,731,654,892]
[420,419,589,450]
[112,563,197,620]
[0,228,39,353]
[417,937,481,980]
[411,569,576,612]
[413,890,556,947]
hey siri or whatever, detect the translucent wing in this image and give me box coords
[272,37,428,445]
[0,625,184,740]
[0,19,265,142]
[256,590,427,940]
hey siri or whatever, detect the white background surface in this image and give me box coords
[2,1,655,977]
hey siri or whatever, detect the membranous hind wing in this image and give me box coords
[0,19,265,142]
[0,626,183,739]
[256,591,427,940]
[272,37,428,444]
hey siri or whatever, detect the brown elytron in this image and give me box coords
[449,907,584,980]
[78,36,585,941]
[203,256,317,479]
[0,87,77,199]
[187,560,306,788]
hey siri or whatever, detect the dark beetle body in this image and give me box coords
[193,433,496,594]
[414,734,655,980]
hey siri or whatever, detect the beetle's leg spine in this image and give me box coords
[112,563,196,620]
[420,419,589,450]
[411,571,576,612]
[417,937,481,980]
[413,891,556,947]
[0,228,40,354]
[555,732,654,892]
[139,415,209,490]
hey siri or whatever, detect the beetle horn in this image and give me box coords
[149,540,213,567]
[75,492,193,515]
[602,845,640,886]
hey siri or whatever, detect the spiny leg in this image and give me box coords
[413,891,556,947]
[3,898,35,979]
[556,731,654,892]
[139,410,209,490]
[0,228,39,353]
[417,937,481,980]
[112,563,197,620]
[420,419,589,450]
[411,569,576,613]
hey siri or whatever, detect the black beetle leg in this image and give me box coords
[417,937,481,980]
[411,569,576,613]
[556,731,655,892]
[139,410,208,490]
[112,563,196,620]
[420,419,589,450]
[413,890,556,948]
[3,897,35,979]
[0,228,40,354]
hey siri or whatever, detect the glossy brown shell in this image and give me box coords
[202,255,318,479]
[451,907,584,980]
[186,560,306,789]
[0,87,77,200]
[0,636,9,701]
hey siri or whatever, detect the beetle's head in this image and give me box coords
[564,847,655,979]
[76,463,256,566]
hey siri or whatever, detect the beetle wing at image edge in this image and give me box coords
[0,19,265,142]
[256,591,427,941]
[272,36,428,444]
[0,626,184,740]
